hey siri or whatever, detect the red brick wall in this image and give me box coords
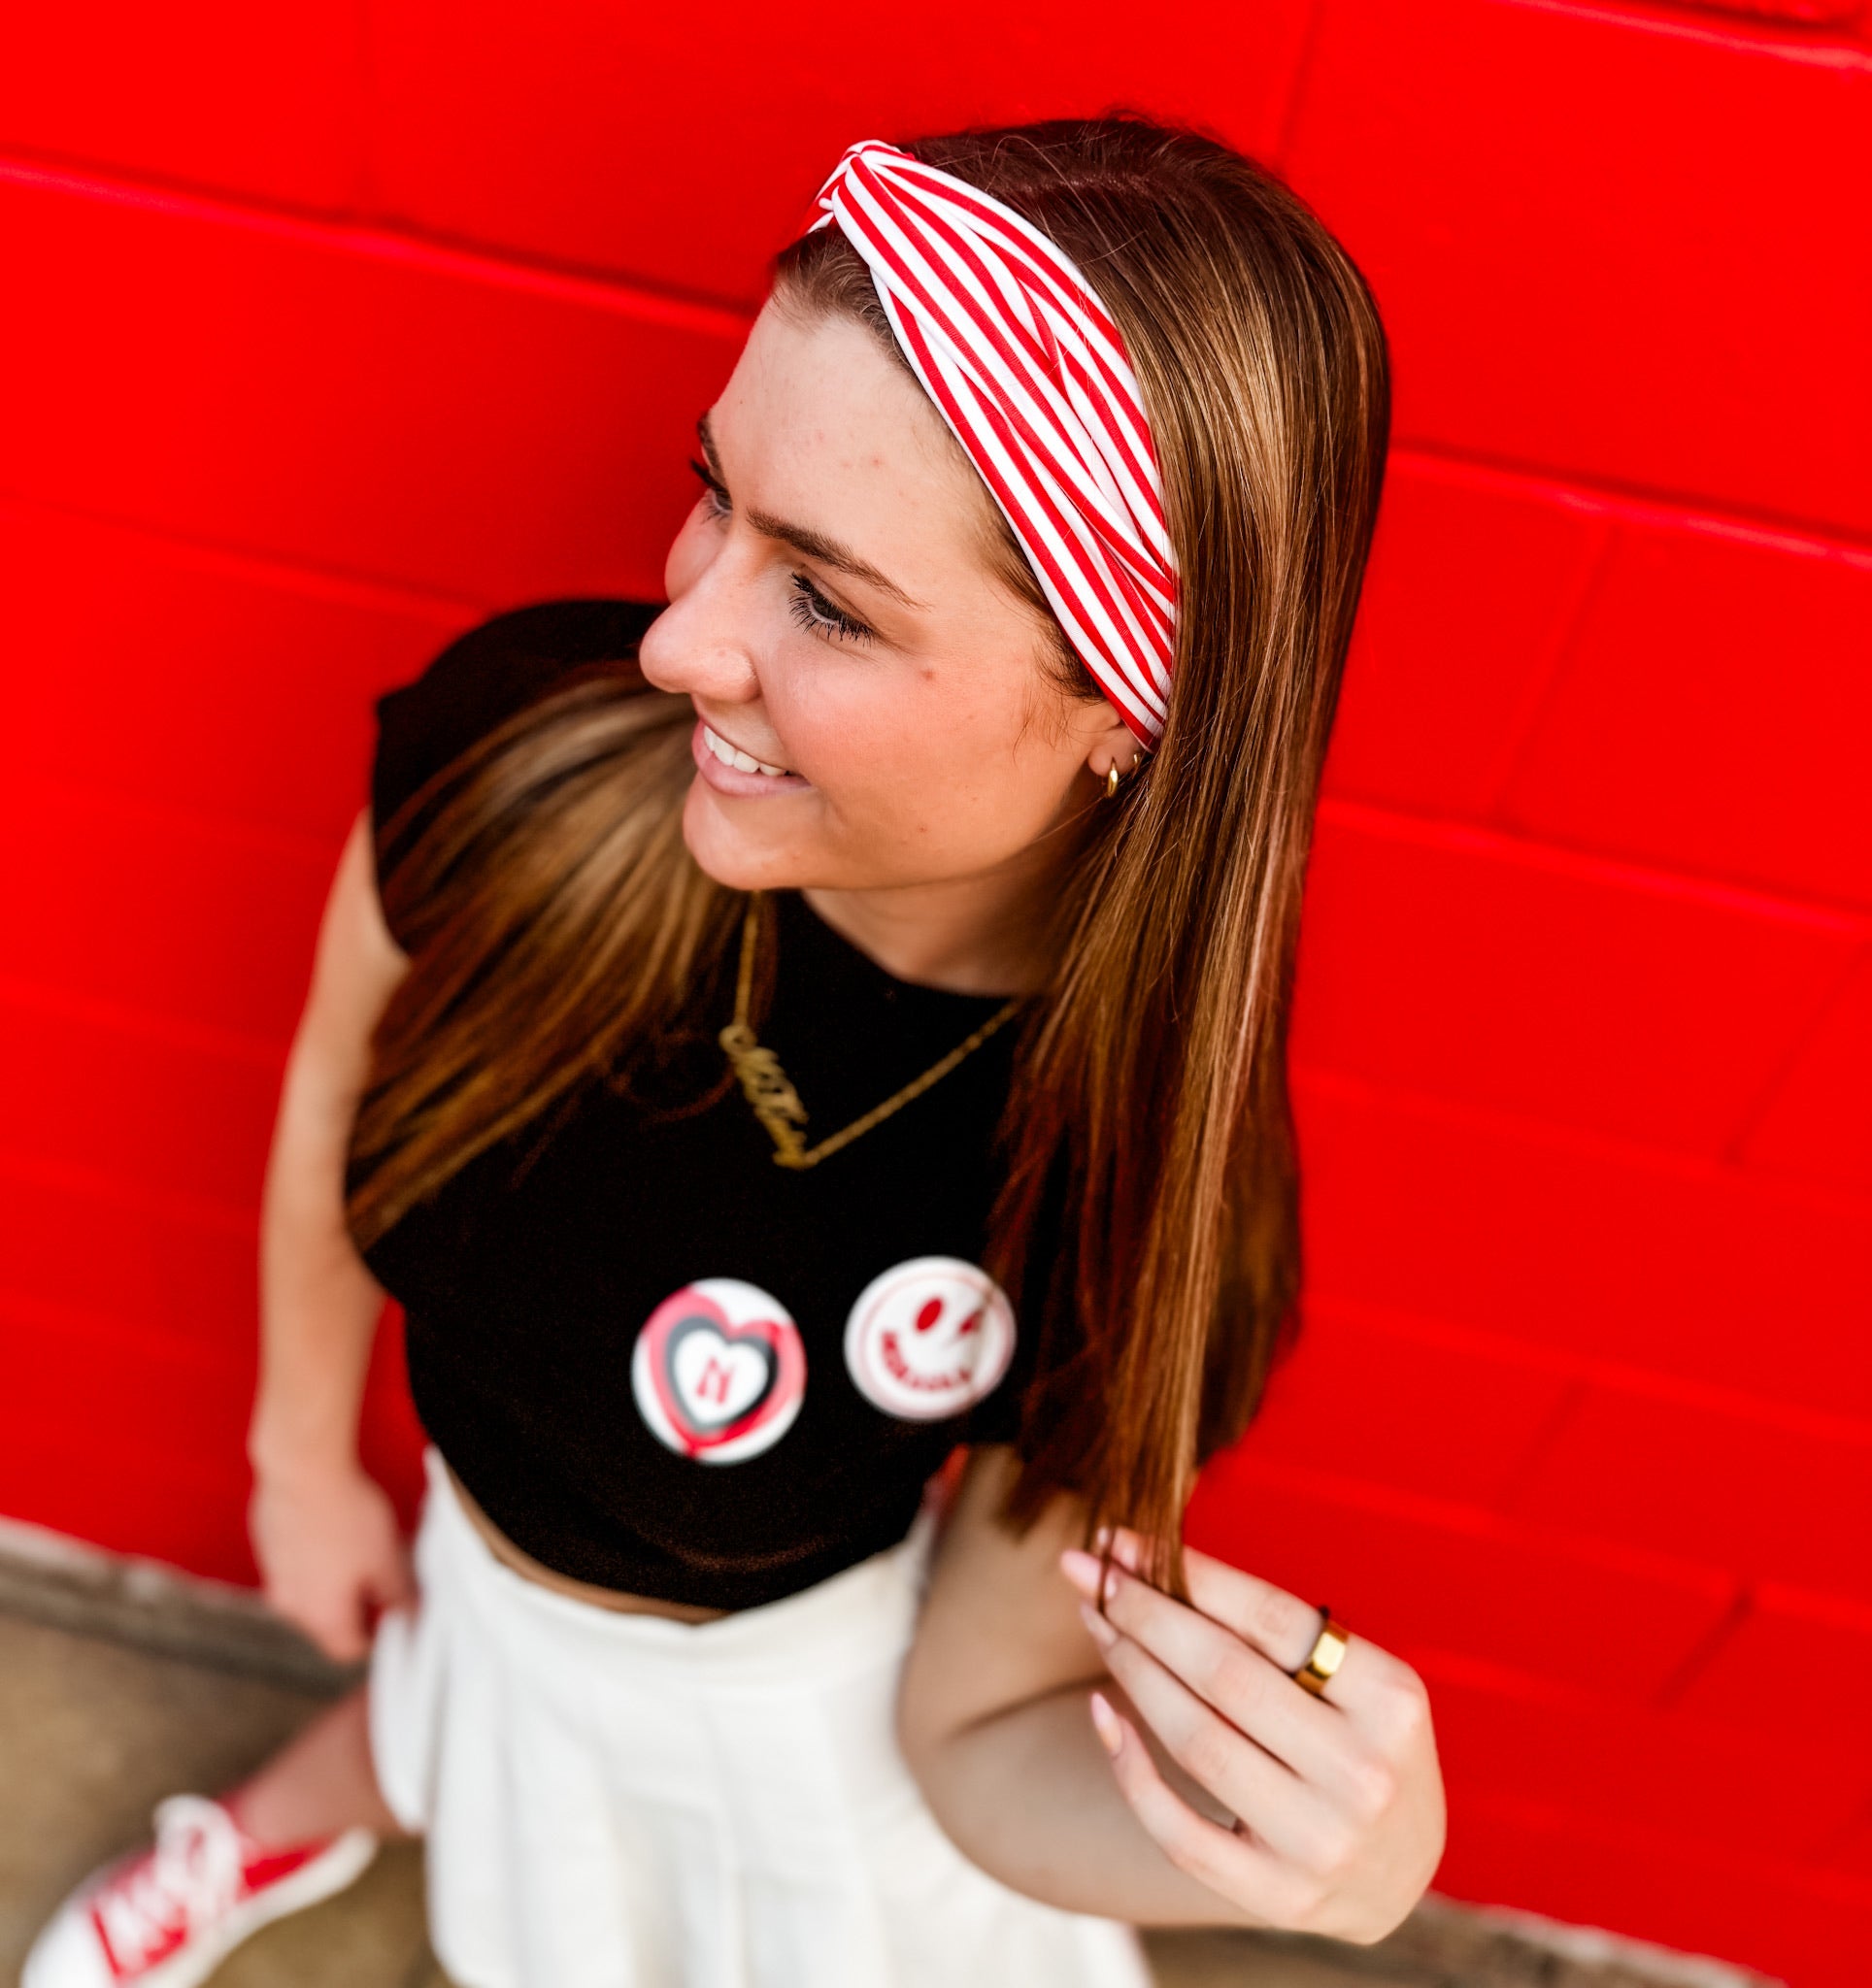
[2,4,1867,1978]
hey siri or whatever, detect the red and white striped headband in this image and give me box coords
[808,140,1178,746]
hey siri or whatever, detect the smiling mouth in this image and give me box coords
[700,723,793,779]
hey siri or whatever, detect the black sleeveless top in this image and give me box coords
[358,602,1065,1609]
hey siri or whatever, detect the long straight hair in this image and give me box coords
[348,117,1390,1584]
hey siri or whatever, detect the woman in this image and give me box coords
[28,120,1444,1988]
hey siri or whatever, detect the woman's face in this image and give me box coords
[637,303,1134,897]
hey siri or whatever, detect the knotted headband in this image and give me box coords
[808,141,1178,746]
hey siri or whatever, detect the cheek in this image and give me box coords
[767,662,946,796]
[775,661,1044,845]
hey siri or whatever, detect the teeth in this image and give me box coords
[703,724,790,778]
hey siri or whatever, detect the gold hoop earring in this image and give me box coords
[1104,765,1120,801]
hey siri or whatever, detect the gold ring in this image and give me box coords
[1292,1609,1350,1698]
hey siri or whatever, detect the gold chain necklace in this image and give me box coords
[718,894,1023,1171]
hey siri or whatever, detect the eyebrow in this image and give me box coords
[696,414,926,612]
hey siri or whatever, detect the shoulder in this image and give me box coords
[372,598,663,836]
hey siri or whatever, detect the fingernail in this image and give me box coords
[1059,1548,1102,1600]
[1108,1530,1142,1573]
[1088,1690,1123,1757]
[1078,1600,1116,1648]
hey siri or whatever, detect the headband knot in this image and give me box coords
[809,140,1178,746]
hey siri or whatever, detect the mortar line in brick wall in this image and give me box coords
[0,1143,256,1242]
[4,1420,253,1521]
[17,768,351,874]
[1756,1580,1872,1632]
[0,968,286,1073]
[0,488,491,626]
[1269,0,1328,171]
[0,150,757,342]
[1504,0,1872,69]
[351,0,384,217]
[1299,1293,1872,1447]
[1393,434,1872,560]
[1472,514,1618,817]
[1651,1585,1757,1707]
[1407,1650,1872,1906]
[0,1282,243,1384]
[1390,447,1872,569]
[1314,796,1872,934]
[1485,1375,1593,1510]
[1814,1791,1872,1869]
[1408,1639,1716,1724]
[1211,1449,1741,1600]
[1290,1062,1872,1220]
[1716,943,1871,1167]
[1454,1783,1872,1909]
[349,207,760,331]
[1402,1642,1871,1795]
[1656,0,1872,53]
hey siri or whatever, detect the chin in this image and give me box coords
[680,779,807,893]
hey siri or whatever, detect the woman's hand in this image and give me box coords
[1059,1529,1444,1943]
[249,1457,414,1665]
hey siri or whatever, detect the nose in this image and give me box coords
[638,556,763,708]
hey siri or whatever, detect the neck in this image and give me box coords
[802,851,1060,998]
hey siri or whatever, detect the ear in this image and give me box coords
[1080,702,1147,782]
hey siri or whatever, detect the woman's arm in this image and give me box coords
[898,1446,1445,1938]
[247,810,415,1661]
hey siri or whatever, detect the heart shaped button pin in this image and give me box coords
[844,1257,1016,1423]
[632,1278,806,1463]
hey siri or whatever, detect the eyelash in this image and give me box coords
[688,457,731,522]
[687,458,876,646]
[787,573,875,646]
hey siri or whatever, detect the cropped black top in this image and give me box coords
[358,601,1060,1609]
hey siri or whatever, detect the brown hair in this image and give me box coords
[349,116,1390,1586]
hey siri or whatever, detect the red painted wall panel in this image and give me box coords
[0,989,280,1211]
[1285,0,1872,538]
[1437,1791,1872,1988]
[0,1289,255,1574]
[1826,1819,1872,1885]
[0,781,335,1045]
[1294,1071,1872,1418]
[1320,457,1610,817]
[1236,1304,1574,1509]
[1187,1454,1737,1703]
[1289,804,1863,1156]
[368,0,1313,302]
[0,1154,254,1365]
[0,163,741,603]
[1424,1659,1872,1860]
[0,501,473,842]
[1741,949,1872,1194]
[1508,1385,1872,1598]
[0,3,366,212]
[1501,522,1872,910]
[1672,1584,1872,1742]
[3,3,1868,1979]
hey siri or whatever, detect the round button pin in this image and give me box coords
[632,1277,806,1464]
[844,1256,1016,1423]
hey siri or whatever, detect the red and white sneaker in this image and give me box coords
[22,1793,377,1987]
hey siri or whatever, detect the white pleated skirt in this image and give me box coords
[369,1450,1152,1988]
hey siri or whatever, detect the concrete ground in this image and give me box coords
[0,1533,1765,1988]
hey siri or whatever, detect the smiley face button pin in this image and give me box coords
[632,1278,807,1464]
[843,1256,1017,1423]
